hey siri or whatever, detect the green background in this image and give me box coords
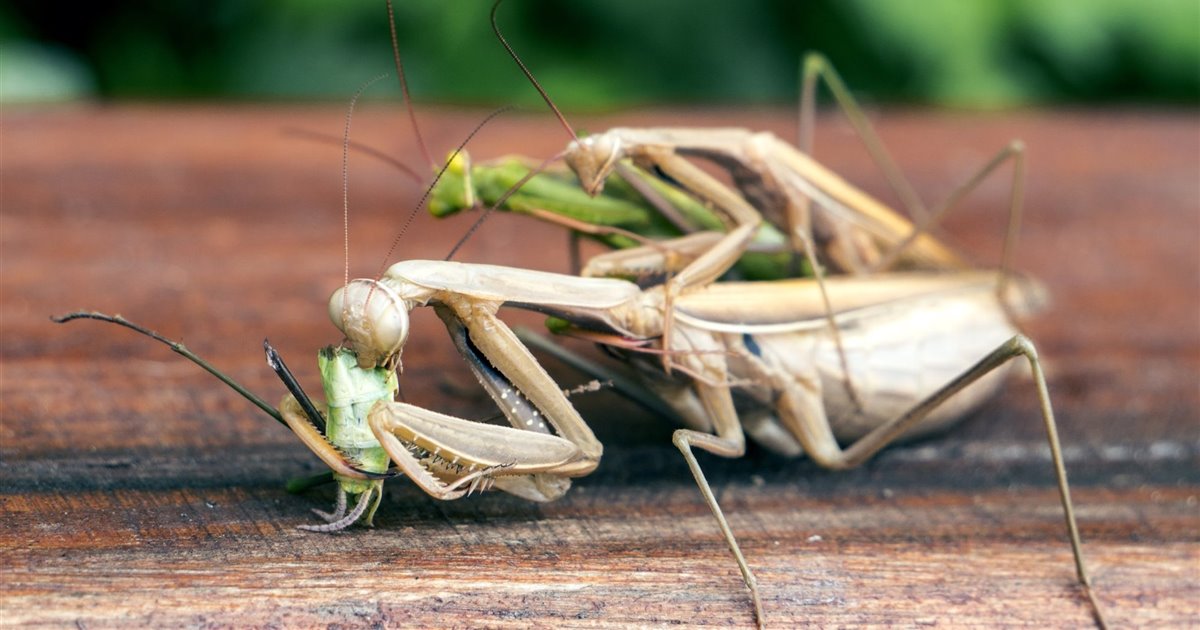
[3,0,1197,107]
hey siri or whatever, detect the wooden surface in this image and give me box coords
[2,105,1197,628]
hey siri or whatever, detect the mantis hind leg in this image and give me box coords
[779,334,1107,628]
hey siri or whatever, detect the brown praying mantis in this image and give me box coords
[52,1,1109,627]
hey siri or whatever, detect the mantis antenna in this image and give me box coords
[491,0,578,142]
[386,0,435,171]
[339,73,390,317]
[443,0,588,261]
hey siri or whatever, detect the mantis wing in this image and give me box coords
[672,271,1046,334]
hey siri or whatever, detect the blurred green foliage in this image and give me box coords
[2,0,1196,106]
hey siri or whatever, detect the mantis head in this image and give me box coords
[564,132,624,196]
[328,279,410,370]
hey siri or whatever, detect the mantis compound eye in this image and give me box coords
[328,279,410,369]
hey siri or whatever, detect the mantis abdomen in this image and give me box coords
[805,285,1026,441]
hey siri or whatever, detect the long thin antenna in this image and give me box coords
[491,0,577,141]
[374,106,514,277]
[341,73,390,315]
[387,0,435,170]
[282,127,423,185]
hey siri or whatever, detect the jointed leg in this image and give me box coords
[513,327,684,424]
[298,483,380,533]
[799,52,1031,304]
[437,304,604,469]
[782,207,864,412]
[665,330,765,627]
[311,485,348,523]
[872,141,1027,281]
[798,52,929,224]
[674,428,762,627]
[775,335,1107,628]
[520,206,700,275]
[629,147,761,375]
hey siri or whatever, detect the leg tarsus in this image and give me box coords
[299,486,375,533]
[1081,580,1110,630]
[311,485,349,523]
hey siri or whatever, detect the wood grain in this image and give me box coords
[2,106,1197,628]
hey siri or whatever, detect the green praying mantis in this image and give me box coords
[52,1,1109,628]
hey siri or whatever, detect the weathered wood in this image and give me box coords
[2,106,1196,628]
